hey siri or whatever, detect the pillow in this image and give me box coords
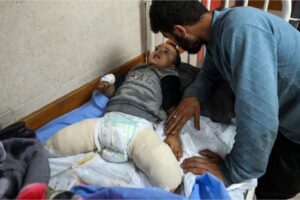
[177,62,235,123]
[177,62,200,93]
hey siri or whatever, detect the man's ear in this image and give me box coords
[174,25,187,37]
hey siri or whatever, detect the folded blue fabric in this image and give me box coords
[36,90,109,143]
[190,173,230,199]
[71,185,185,200]
[70,173,230,200]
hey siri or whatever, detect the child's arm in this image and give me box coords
[160,75,183,160]
[165,106,183,160]
[164,134,183,161]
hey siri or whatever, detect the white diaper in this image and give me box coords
[94,112,153,163]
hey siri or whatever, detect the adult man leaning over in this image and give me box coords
[150,1,300,199]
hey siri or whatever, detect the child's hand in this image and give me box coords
[164,135,183,161]
[97,81,109,92]
[97,81,115,98]
[97,80,110,94]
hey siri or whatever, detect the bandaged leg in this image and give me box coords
[45,118,98,156]
[129,128,182,191]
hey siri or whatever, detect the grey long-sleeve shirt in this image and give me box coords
[107,64,181,123]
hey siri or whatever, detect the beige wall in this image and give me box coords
[0,0,145,129]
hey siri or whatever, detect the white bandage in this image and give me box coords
[100,74,115,85]
[129,128,182,191]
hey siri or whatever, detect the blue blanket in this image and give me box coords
[71,173,230,199]
[36,90,109,143]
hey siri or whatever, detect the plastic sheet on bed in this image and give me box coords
[46,117,256,199]
[70,185,185,199]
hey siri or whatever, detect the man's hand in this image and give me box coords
[164,134,183,161]
[166,97,201,135]
[181,149,225,184]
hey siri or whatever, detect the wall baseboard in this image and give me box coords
[22,55,145,130]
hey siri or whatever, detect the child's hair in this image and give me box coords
[169,43,181,68]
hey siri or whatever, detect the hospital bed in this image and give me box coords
[39,89,254,199]
[23,0,293,199]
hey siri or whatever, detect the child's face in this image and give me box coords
[148,43,177,68]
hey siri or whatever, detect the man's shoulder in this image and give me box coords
[219,7,264,29]
[221,7,260,20]
[220,6,268,33]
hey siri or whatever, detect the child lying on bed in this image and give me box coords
[45,43,183,191]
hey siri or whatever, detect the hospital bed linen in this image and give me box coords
[37,89,256,199]
[46,117,256,199]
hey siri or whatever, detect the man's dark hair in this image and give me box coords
[169,43,181,68]
[150,0,209,34]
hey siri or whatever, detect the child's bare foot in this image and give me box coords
[164,134,183,161]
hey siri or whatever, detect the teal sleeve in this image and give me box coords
[183,50,223,102]
[221,25,279,185]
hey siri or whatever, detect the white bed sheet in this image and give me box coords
[48,116,257,199]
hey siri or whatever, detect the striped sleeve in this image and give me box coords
[221,25,279,185]
[183,50,223,102]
